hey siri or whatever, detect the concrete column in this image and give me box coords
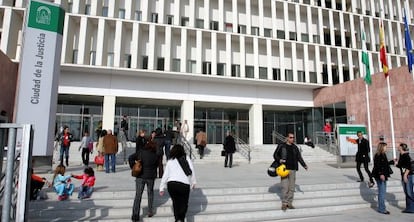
[148,24,156,70]
[181,100,194,142]
[131,23,140,69]
[102,96,116,132]
[240,36,246,78]
[279,42,285,81]
[258,0,264,36]
[266,39,272,80]
[114,20,123,68]
[271,0,277,38]
[292,43,297,82]
[218,0,224,31]
[249,104,263,146]
[180,29,187,72]
[211,32,217,75]
[232,0,239,33]
[304,44,309,82]
[253,38,259,79]
[77,16,88,64]
[246,0,251,35]
[165,26,172,71]
[196,30,203,74]
[226,34,232,76]
[95,18,106,66]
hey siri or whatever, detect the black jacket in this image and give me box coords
[135,136,147,153]
[372,153,394,180]
[129,149,158,179]
[224,135,236,153]
[273,143,307,171]
[355,138,370,162]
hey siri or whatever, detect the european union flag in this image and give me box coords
[404,10,413,73]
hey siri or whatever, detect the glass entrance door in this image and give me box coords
[206,120,224,144]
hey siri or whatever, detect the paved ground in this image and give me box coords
[34,145,414,221]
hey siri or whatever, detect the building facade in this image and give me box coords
[0,0,413,146]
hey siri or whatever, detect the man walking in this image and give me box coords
[103,129,118,173]
[355,131,374,187]
[273,132,308,211]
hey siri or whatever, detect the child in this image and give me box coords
[71,167,96,199]
[79,131,93,166]
[30,168,51,200]
[52,165,74,201]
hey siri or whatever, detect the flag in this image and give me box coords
[379,20,389,77]
[361,30,371,85]
[404,9,414,73]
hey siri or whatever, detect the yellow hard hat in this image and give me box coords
[276,164,290,178]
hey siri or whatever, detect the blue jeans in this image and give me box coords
[78,186,94,199]
[59,145,70,165]
[375,178,387,213]
[403,174,414,212]
[104,154,116,173]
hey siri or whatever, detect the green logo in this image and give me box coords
[28,0,65,34]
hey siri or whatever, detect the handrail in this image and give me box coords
[234,136,251,163]
[177,135,196,160]
[272,131,286,144]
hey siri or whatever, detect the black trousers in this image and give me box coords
[356,160,373,183]
[167,181,190,222]
[225,153,233,167]
[81,148,90,166]
[30,180,45,200]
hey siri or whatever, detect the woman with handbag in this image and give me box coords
[223,131,236,168]
[129,141,158,222]
[95,129,106,171]
[159,144,196,222]
[372,142,395,214]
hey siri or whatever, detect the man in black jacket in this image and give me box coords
[274,132,308,211]
[355,131,374,187]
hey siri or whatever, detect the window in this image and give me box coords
[89,51,96,65]
[303,0,310,4]
[119,9,125,19]
[273,68,281,80]
[289,32,297,41]
[72,49,78,64]
[181,17,189,26]
[107,53,114,67]
[210,21,219,30]
[313,34,320,43]
[102,6,108,17]
[310,71,317,83]
[231,64,240,77]
[297,71,305,82]
[251,27,259,36]
[172,58,180,72]
[225,23,233,32]
[85,4,91,15]
[142,56,148,69]
[124,54,131,68]
[202,62,211,74]
[196,19,204,28]
[238,25,247,34]
[157,57,164,71]
[264,28,272,37]
[259,67,267,79]
[68,2,73,13]
[277,30,285,39]
[285,69,293,81]
[151,13,158,23]
[245,66,254,78]
[187,60,196,73]
[217,63,225,76]
[166,15,174,25]
[135,11,142,21]
[301,33,309,42]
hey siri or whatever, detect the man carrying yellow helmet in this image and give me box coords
[273,132,308,211]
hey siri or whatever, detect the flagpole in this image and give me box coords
[386,77,396,159]
[365,84,373,163]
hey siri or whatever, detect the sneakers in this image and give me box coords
[281,204,288,211]
[58,194,68,201]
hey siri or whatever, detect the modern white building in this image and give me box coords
[1,0,413,146]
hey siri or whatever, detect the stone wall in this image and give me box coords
[314,66,414,148]
[0,51,18,122]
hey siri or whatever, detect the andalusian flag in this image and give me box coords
[361,30,371,85]
[404,9,413,73]
[379,20,389,77]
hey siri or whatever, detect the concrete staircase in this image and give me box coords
[28,178,405,222]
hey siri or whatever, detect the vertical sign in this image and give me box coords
[15,0,65,156]
[337,124,367,156]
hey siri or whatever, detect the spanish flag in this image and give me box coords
[379,20,389,77]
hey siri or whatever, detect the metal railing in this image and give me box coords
[234,136,251,163]
[178,135,196,160]
[314,131,338,155]
[0,124,33,222]
[272,131,286,144]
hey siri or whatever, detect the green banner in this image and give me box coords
[338,126,366,135]
[28,0,65,34]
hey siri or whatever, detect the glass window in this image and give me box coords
[135,11,142,21]
[238,25,246,34]
[301,33,309,42]
[225,23,233,32]
[142,56,148,69]
[277,30,285,39]
[166,15,174,24]
[289,32,297,41]
[251,27,259,36]
[172,58,180,72]
[151,13,158,23]
[181,17,189,26]
[245,66,254,78]
[119,9,125,19]
[68,2,73,13]
[310,71,317,83]
[217,63,225,76]
[231,64,240,77]
[210,21,219,30]
[264,28,272,37]
[157,57,164,71]
[273,68,281,80]
[90,51,96,65]
[196,19,204,28]
[313,34,320,43]
[259,67,267,79]
[85,4,91,15]
[298,71,305,82]
[102,6,108,17]
[124,54,131,68]
[202,62,211,74]
[187,60,196,73]
[107,52,114,67]
[285,69,293,81]
[72,49,78,64]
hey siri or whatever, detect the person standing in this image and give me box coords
[95,129,106,171]
[355,131,375,187]
[121,115,129,141]
[372,142,394,214]
[164,126,174,159]
[273,132,308,211]
[180,120,189,141]
[79,131,93,166]
[129,141,159,221]
[118,128,128,164]
[195,130,207,159]
[135,129,148,153]
[396,143,414,213]
[103,129,118,173]
[159,144,196,222]
[152,128,165,178]
[57,126,73,167]
[223,131,236,167]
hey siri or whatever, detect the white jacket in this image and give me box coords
[159,156,196,192]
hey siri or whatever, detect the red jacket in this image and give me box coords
[72,174,95,187]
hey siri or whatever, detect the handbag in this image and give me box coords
[94,155,104,165]
[267,160,280,177]
[131,160,142,177]
[221,150,226,156]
